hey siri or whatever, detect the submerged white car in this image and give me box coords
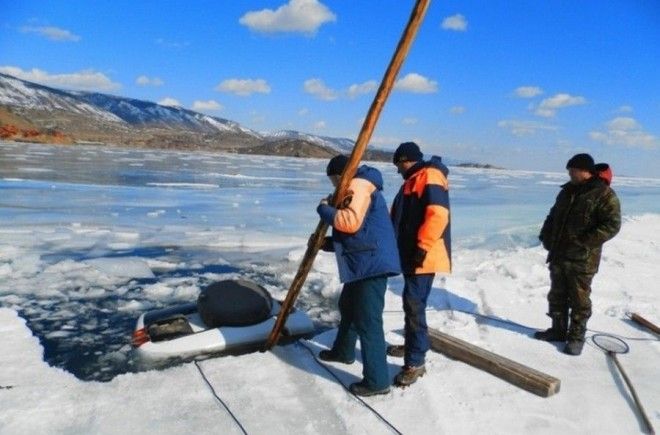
[132,280,315,360]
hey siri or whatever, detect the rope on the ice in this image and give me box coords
[383,307,533,330]
[296,340,403,435]
[384,308,659,341]
[452,309,659,341]
[449,308,536,330]
[194,360,249,435]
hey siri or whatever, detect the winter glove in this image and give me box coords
[308,234,334,252]
[318,192,352,208]
[338,192,353,209]
[412,247,427,268]
[319,195,332,206]
[321,236,334,252]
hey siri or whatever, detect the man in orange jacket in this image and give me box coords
[389,142,451,386]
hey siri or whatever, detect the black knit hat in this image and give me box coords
[326,155,349,176]
[393,142,423,164]
[566,153,595,171]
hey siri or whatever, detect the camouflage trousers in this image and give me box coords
[548,262,594,341]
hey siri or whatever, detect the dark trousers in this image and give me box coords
[331,276,388,390]
[548,262,594,341]
[403,273,435,367]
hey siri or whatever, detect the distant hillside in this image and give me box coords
[239,138,337,159]
[0,72,392,161]
[456,162,505,170]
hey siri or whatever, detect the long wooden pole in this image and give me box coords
[610,353,656,434]
[628,312,660,335]
[264,0,430,350]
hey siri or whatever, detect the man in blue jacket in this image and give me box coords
[316,155,402,396]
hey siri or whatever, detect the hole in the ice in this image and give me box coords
[15,252,241,382]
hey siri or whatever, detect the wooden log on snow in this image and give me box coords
[428,328,561,397]
[628,312,660,335]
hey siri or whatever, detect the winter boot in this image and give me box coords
[563,340,584,356]
[564,317,587,356]
[533,310,568,342]
[318,350,355,364]
[349,381,390,397]
[386,344,405,357]
[394,365,426,387]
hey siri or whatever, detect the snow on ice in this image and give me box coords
[0,142,658,434]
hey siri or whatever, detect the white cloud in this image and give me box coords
[589,117,658,150]
[441,14,467,32]
[498,119,558,136]
[617,105,633,113]
[303,78,337,100]
[136,75,164,87]
[514,86,543,98]
[313,120,326,130]
[394,73,438,93]
[402,117,418,125]
[158,97,181,107]
[20,26,80,42]
[450,106,466,114]
[0,66,120,91]
[535,93,586,117]
[347,80,378,98]
[215,78,271,96]
[239,0,336,34]
[192,100,223,112]
[298,108,309,116]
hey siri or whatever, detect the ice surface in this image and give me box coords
[84,257,155,279]
[0,142,658,434]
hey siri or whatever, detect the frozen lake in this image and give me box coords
[1,141,659,381]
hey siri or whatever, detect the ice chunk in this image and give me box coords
[84,257,155,279]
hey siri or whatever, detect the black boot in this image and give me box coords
[386,344,405,357]
[564,318,587,356]
[349,381,390,396]
[318,349,355,364]
[563,340,584,355]
[533,310,568,341]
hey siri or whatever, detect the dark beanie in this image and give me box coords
[326,155,349,176]
[566,153,595,171]
[393,142,423,164]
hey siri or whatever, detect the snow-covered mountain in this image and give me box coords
[0,72,260,137]
[264,130,355,153]
[75,92,263,136]
[0,73,125,124]
[0,72,391,159]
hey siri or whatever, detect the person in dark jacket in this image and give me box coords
[536,153,621,355]
[316,155,401,396]
[388,142,451,386]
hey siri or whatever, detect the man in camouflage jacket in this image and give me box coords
[536,153,621,355]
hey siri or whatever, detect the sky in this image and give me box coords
[1,0,659,176]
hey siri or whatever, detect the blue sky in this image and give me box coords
[1,0,659,176]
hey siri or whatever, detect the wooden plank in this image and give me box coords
[263,0,431,350]
[428,328,561,397]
